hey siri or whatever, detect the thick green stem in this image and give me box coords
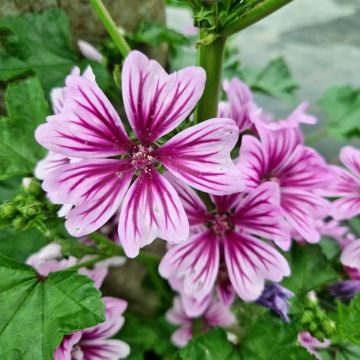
[90,0,131,57]
[194,36,226,123]
[221,0,293,38]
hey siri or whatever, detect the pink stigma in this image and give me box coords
[212,214,231,237]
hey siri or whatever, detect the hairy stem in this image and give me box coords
[90,0,131,57]
[194,35,226,122]
[221,0,293,38]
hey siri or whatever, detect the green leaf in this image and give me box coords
[239,314,314,359]
[336,294,360,346]
[334,343,360,360]
[282,244,338,296]
[317,86,360,140]
[239,57,298,102]
[131,20,191,49]
[0,77,49,180]
[0,9,78,93]
[349,216,360,237]
[118,314,176,360]
[319,236,341,261]
[179,328,239,360]
[0,254,105,360]
[0,227,47,261]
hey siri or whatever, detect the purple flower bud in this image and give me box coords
[329,280,360,301]
[256,283,294,322]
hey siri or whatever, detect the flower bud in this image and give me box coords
[18,201,42,218]
[301,311,314,324]
[322,320,336,336]
[12,216,27,230]
[313,330,325,342]
[0,201,17,218]
[309,322,317,332]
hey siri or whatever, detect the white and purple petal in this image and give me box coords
[224,232,290,301]
[36,68,132,158]
[122,50,205,145]
[159,230,219,301]
[118,170,189,258]
[43,159,134,237]
[157,118,243,195]
[341,240,360,269]
[232,182,290,250]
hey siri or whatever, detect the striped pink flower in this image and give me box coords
[324,146,360,220]
[237,124,333,244]
[35,51,243,257]
[166,296,236,347]
[159,174,290,302]
[54,297,130,360]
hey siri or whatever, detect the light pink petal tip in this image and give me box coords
[341,240,360,269]
[78,39,104,63]
[122,50,205,144]
[118,171,189,258]
[159,230,219,301]
[232,182,291,250]
[43,159,133,237]
[340,146,360,178]
[157,118,243,195]
[224,232,290,301]
[35,67,132,158]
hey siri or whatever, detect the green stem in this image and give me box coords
[186,0,201,11]
[67,254,107,271]
[90,0,131,57]
[194,35,226,123]
[221,0,293,38]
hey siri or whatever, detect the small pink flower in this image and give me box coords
[237,124,333,243]
[35,51,243,257]
[160,175,290,302]
[166,296,236,347]
[323,146,360,220]
[298,331,330,360]
[54,297,130,359]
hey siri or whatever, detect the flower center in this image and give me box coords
[130,145,155,173]
[211,214,231,237]
[263,171,280,184]
[71,345,84,360]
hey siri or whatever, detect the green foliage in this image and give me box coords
[333,343,360,360]
[336,294,360,346]
[282,244,338,296]
[239,313,314,359]
[118,314,176,360]
[0,254,105,359]
[239,57,298,102]
[130,20,192,50]
[319,236,341,261]
[179,328,239,360]
[0,9,77,93]
[0,227,47,261]
[318,86,360,140]
[0,77,49,180]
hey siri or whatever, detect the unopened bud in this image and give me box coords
[322,320,336,336]
[301,311,314,324]
[12,216,27,230]
[0,201,17,218]
[309,322,317,332]
[18,201,42,218]
[313,330,325,342]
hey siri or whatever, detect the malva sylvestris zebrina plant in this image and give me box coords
[1,0,360,359]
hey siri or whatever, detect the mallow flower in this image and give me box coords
[166,296,236,347]
[323,146,360,220]
[159,173,290,302]
[219,77,316,133]
[35,50,243,257]
[237,124,332,244]
[54,297,130,360]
